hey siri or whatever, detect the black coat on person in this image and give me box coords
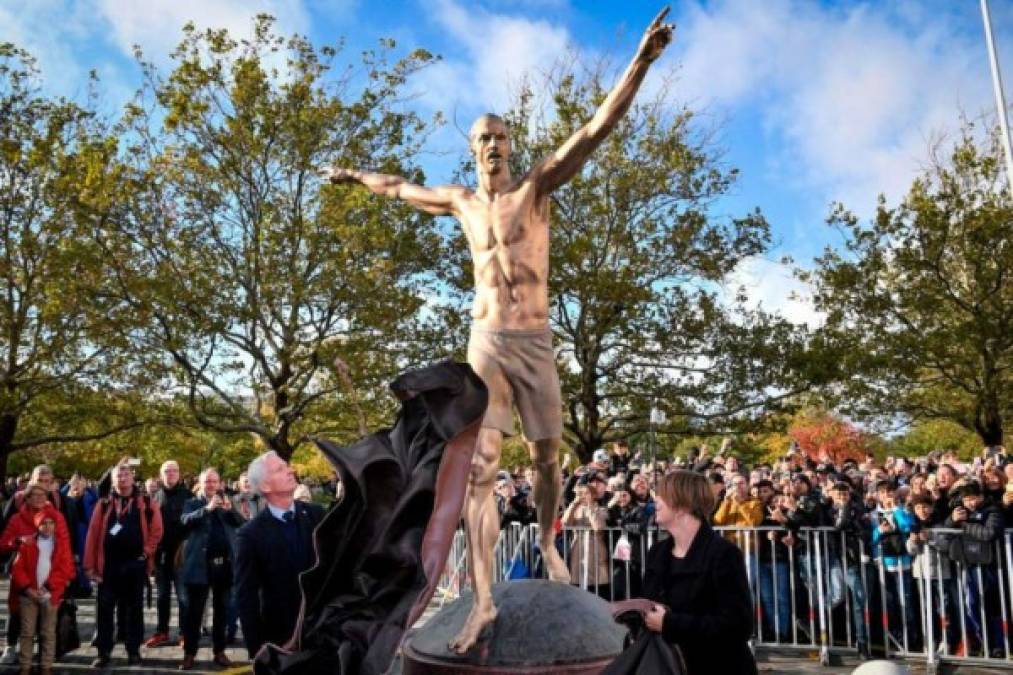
[234,500,324,658]
[641,522,757,675]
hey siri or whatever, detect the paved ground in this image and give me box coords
[752,649,1010,674]
[0,579,250,674]
[0,578,1010,673]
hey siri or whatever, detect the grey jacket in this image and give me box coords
[179,496,244,585]
[906,530,953,580]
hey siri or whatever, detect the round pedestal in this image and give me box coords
[402,580,625,674]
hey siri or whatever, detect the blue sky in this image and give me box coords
[4,0,1012,326]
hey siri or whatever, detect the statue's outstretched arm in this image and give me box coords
[532,7,674,195]
[320,167,460,216]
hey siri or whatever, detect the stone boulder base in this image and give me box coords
[402,580,626,674]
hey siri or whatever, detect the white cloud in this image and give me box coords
[415,0,572,113]
[725,257,823,328]
[0,0,114,99]
[95,0,310,63]
[0,0,311,109]
[674,0,998,210]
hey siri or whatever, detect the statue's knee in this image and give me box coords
[469,455,499,486]
[532,458,558,474]
[470,430,503,486]
[527,438,560,467]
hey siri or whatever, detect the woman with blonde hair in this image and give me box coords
[640,470,756,674]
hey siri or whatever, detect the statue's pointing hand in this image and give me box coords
[638,6,675,63]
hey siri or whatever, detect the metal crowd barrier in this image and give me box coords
[435,523,535,608]
[435,523,1013,672]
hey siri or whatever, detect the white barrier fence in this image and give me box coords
[435,523,1013,671]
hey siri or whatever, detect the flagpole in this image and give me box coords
[981,0,1013,189]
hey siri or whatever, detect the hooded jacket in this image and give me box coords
[0,502,70,557]
[0,503,72,612]
[10,516,74,611]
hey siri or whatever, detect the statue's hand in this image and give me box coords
[318,166,358,184]
[637,6,674,63]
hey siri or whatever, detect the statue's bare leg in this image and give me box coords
[528,437,570,582]
[449,427,501,654]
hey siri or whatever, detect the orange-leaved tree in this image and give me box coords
[788,409,874,464]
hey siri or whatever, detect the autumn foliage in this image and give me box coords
[788,410,873,464]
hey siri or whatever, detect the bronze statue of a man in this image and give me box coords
[322,7,674,653]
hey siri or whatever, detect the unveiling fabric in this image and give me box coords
[254,360,487,675]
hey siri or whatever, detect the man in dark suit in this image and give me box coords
[234,451,324,659]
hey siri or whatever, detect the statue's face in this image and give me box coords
[470,117,510,175]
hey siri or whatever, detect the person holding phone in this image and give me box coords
[946,481,1004,657]
[870,480,920,650]
[562,481,610,599]
[712,474,763,543]
[178,468,244,670]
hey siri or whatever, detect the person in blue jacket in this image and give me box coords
[870,479,920,650]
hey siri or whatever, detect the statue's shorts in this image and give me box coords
[466,326,563,442]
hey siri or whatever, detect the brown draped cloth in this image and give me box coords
[254,361,487,675]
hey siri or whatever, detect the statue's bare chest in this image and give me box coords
[460,188,542,253]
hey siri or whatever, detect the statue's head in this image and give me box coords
[469,113,511,176]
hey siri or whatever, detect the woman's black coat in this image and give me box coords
[641,522,757,675]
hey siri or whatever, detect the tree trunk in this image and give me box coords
[0,413,18,485]
[575,368,601,465]
[974,406,1004,447]
[269,434,295,463]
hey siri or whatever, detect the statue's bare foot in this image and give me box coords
[543,545,570,583]
[448,603,497,654]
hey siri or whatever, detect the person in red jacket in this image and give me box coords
[10,511,74,675]
[0,482,72,668]
[83,460,163,668]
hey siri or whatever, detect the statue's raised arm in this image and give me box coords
[318,166,462,216]
[531,6,674,195]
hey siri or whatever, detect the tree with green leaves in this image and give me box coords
[888,418,981,460]
[807,124,1012,448]
[84,17,447,461]
[0,44,144,483]
[445,60,810,461]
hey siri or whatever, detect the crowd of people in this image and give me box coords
[2,438,1011,671]
[494,440,1013,662]
[0,452,331,673]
